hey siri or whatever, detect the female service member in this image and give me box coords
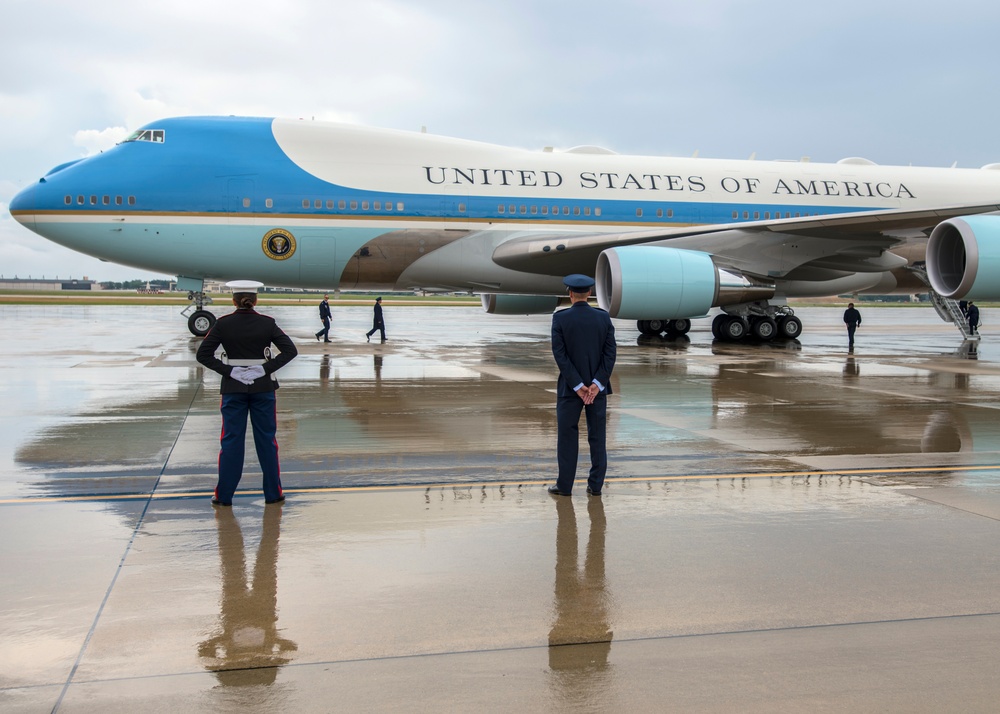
[196,280,298,506]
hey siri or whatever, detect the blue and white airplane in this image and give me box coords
[9,116,1000,338]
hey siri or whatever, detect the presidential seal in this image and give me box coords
[262,229,296,260]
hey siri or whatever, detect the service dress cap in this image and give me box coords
[563,274,595,290]
[226,280,264,293]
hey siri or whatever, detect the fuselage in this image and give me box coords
[10,116,1000,297]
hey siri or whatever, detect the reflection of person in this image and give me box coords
[548,496,613,686]
[198,506,297,686]
[366,297,386,343]
[843,302,862,349]
[315,293,332,343]
[196,280,298,506]
[549,275,616,497]
[967,301,980,335]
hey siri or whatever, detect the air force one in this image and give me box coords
[9,116,1000,339]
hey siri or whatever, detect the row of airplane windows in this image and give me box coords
[65,194,812,221]
[67,195,137,206]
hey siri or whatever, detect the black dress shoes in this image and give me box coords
[265,495,286,504]
[211,498,232,507]
[586,487,602,496]
[547,485,571,496]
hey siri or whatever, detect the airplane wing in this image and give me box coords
[491,202,1000,278]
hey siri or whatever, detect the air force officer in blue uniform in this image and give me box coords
[549,275,617,497]
[197,281,298,506]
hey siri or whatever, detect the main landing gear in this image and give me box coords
[710,305,801,342]
[181,291,216,336]
[637,318,692,338]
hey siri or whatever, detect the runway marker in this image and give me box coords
[1,463,997,504]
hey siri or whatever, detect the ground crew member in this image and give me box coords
[843,302,862,349]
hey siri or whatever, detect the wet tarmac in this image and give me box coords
[3,304,1000,711]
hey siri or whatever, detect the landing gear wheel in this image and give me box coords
[721,316,748,340]
[188,310,216,337]
[712,314,728,339]
[777,315,802,339]
[666,318,691,337]
[647,319,666,335]
[751,317,777,340]
[637,320,660,336]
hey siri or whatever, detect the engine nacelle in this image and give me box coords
[596,246,774,320]
[481,293,560,315]
[927,215,1000,300]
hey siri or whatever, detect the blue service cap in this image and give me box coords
[563,274,595,291]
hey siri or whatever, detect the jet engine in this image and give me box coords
[596,245,774,320]
[481,294,560,315]
[926,215,1000,300]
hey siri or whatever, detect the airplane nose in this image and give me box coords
[9,183,36,228]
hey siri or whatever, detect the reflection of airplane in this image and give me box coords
[10,117,1000,340]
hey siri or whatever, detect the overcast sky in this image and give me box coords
[3,0,999,281]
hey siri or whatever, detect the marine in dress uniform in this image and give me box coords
[549,274,617,497]
[196,281,298,506]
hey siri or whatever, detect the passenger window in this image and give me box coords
[385,202,393,211]
[635,208,643,218]
[397,202,404,211]
[542,206,549,215]
[520,205,527,214]
[458,203,466,212]
[350,201,358,210]
[302,199,309,209]
[103,196,110,205]
[595,207,601,217]
[266,198,273,208]
[573,206,580,216]
[90,196,97,205]
[498,205,505,213]
[64,196,71,205]
[562,206,569,215]
[338,200,346,210]
[327,200,334,209]
[128,196,135,205]
[116,196,123,206]
[244,198,252,208]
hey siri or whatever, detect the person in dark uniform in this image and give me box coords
[196,281,298,506]
[548,274,617,497]
[365,296,386,342]
[967,301,980,335]
[315,293,332,342]
[843,302,862,349]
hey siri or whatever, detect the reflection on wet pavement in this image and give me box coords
[5,305,1000,711]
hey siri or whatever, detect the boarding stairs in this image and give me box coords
[909,265,979,340]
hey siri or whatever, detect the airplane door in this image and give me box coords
[227,179,254,222]
[298,233,338,288]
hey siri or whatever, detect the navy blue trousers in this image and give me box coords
[556,393,608,494]
[216,391,283,503]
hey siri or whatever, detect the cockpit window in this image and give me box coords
[123,129,165,143]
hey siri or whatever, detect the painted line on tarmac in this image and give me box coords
[1,463,997,505]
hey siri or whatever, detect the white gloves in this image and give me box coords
[230,365,266,385]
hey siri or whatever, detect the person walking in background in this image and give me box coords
[366,296,386,343]
[315,293,332,343]
[843,302,862,350]
[968,301,980,335]
[548,274,617,498]
[196,280,298,506]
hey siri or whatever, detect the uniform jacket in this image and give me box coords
[551,302,617,397]
[843,308,862,326]
[319,299,332,320]
[373,302,384,325]
[196,309,298,394]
